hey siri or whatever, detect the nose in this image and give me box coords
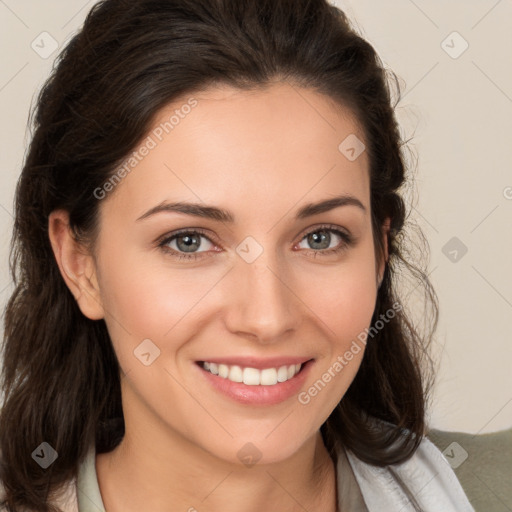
[223,253,302,344]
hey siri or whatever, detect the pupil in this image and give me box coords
[178,234,200,252]
[309,230,330,250]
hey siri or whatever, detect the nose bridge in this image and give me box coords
[224,246,300,342]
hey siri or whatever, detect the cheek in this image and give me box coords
[295,261,377,426]
[296,243,377,405]
[97,246,217,335]
[301,251,378,345]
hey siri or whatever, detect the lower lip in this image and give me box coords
[195,360,314,406]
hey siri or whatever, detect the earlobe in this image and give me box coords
[48,210,105,320]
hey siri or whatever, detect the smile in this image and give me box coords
[195,357,314,405]
[201,361,302,385]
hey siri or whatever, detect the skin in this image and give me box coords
[49,82,389,512]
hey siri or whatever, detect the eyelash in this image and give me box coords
[157,224,354,262]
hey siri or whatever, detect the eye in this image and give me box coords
[157,225,354,262]
[158,229,218,260]
[296,225,353,256]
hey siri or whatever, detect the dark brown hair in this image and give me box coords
[0,0,438,510]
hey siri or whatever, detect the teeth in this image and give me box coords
[243,367,260,385]
[260,368,277,386]
[202,361,302,385]
[228,365,243,383]
[218,364,229,378]
[277,366,288,382]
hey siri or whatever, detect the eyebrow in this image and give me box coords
[136,194,366,223]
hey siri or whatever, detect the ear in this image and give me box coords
[377,217,391,286]
[48,210,105,320]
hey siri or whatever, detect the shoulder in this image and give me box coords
[343,419,475,512]
[427,426,512,510]
[391,435,475,510]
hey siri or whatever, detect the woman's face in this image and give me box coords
[88,82,385,465]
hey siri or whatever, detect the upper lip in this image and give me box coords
[197,356,313,370]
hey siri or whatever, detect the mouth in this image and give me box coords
[194,358,315,405]
[197,360,308,386]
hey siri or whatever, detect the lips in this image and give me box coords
[194,357,315,405]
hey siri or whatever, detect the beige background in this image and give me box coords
[1,0,511,433]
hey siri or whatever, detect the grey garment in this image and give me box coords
[76,442,369,512]
[345,435,475,512]
[76,445,106,512]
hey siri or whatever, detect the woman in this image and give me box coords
[0,0,474,510]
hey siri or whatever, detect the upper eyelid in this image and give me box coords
[159,227,216,246]
[297,224,351,239]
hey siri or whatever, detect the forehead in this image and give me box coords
[101,82,370,223]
